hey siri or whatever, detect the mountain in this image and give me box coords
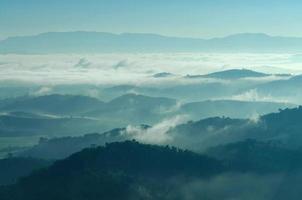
[2,32,302,53]
[106,93,176,109]
[16,103,297,159]
[152,72,175,78]
[168,117,249,151]
[186,69,269,80]
[0,94,173,138]
[0,157,51,186]
[170,106,302,151]
[206,139,302,173]
[17,125,154,160]
[3,140,302,200]
[0,32,202,54]
[251,75,302,104]
[0,113,107,137]
[86,93,177,124]
[0,141,224,200]
[14,116,242,155]
[17,127,136,160]
[1,94,105,115]
[0,86,36,99]
[0,93,177,122]
[178,100,294,120]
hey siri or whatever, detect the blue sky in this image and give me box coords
[1,0,302,39]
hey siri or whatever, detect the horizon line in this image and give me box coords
[2,31,302,41]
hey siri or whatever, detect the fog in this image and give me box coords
[123,115,189,144]
[175,173,284,200]
[0,53,300,86]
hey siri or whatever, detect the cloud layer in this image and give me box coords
[0,53,300,86]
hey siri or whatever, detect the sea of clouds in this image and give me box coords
[0,53,301,86]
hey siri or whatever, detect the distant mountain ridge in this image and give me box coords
[186,69,270,79]
[1,32,302,53]
[202,69,269,79]
[16,105,301,160]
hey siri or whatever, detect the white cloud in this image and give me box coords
[0,53,301,86]
[123,115,188,144]
[248,113,261,124]
[179,173,284,200]
[156,101,184,114]
[229,89,288,103]
[31,86,53,96]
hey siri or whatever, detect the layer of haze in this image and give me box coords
[0,53,301,85]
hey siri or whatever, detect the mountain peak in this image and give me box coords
[186,69,269,80]
[224,33,272,39]
[2,31,302,53]
[205,69,268,79]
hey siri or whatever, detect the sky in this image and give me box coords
[1,0,302,39]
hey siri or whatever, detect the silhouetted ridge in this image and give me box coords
[186,69,269,79]
[207,139,302,173]
[2,94,104,115]
[174,117,244,135]
[2,31,302,53]
[0,157,51,186]
[51,140,223,177]
[0,141,224,200]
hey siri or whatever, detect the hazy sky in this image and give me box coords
[1,0,302,39]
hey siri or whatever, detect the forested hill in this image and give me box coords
[0,141,224,200]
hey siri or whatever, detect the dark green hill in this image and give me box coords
[0,157,51,186]
[2,94,104,115]
[170,106,302,150]
[187,69,269,79]
[0,141,224,200]
[206,139,302,173]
